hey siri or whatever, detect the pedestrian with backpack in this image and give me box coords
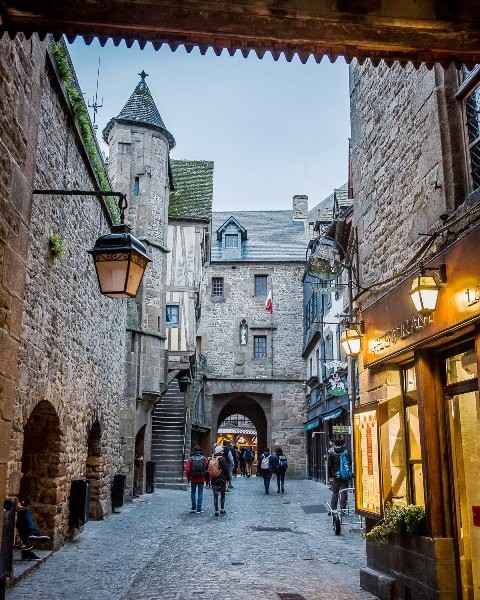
[258,447,277,494]
[208,446,230,516]
[274,447,288,494]
[327,439,353,512]
[244,445,255,478]
[185,445,209,514]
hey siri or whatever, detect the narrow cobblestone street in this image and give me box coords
[7,478,375,600]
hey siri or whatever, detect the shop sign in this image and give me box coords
[333,425,351,434]
[353,404,382,517]
[363,225,480,367]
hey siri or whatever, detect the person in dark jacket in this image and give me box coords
[258,447,278,494]
[274,447,288,494]
[327,439,351,511]
[244,445,255,477]
[209,445,231,516]
[185,445,209,513]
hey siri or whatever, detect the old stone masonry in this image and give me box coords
[7,479,374,600]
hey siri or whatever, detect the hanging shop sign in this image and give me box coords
[333,425,351,434]
[363,225,480,367]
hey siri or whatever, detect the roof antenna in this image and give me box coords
[88,55,103,131]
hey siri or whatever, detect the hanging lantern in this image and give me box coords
[341,327,362,357]
[409,274,440,316]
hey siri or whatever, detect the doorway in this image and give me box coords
[443,347,480,599]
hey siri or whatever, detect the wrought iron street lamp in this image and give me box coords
[409,263,447,316]
[33,189,151,298]
[340,325,363,357]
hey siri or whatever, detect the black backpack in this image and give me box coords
[190,455,206,476]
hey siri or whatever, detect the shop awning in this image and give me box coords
[322,408,344,421]
[303,417,320,431]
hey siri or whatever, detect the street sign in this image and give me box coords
[332,425,351,434]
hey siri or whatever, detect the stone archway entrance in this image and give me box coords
[85,420,103,519]
[214,394,269,457]
[19,400,65,548]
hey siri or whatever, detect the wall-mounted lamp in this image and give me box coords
[33,189,151,298]
[409,263,447,316]
[340,321,364,357]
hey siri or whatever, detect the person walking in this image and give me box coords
[258,447,277,494]
[185,445,208,513]
[208,445,230,516]
[244,445,255,478]
[274,447,288,494]
[223,441,235,489]
[327,439,352,512]
[239,447,247,476]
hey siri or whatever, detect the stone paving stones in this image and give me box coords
[6,477,375,600]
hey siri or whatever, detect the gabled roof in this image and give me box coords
[211,210,307,262]
[169,160,213,221]
[102,71,175,148]
[216,216,247,241]
[308,183,350,226]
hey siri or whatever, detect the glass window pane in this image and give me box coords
[410,463,425,507]
[254,336,267,358]
[255,275,267,296]
[166,305,179,324]
[212,277,224,297]
[403,366,416,394]
[446,349,477,385]
[225,234,238,248]
[406,404,421,460]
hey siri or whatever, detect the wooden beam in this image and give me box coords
[1,1,480,66]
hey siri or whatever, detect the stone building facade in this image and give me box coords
[103,74,174,496]
[199,203,308,476]
[350,61,480,598]
[3,36,127,548]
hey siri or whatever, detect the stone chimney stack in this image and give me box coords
[292,194,308,220]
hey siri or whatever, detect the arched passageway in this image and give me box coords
[19,400,65,547]
[85,420,103,519]
[216,395,268,456]
[134,425,146,496]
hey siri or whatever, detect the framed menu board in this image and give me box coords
[353,403,382,517]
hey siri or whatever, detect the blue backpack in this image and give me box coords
[336,450,353,481]
[278,455,288,471]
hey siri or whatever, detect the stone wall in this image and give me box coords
[6,42,127,546]
[0,33,47,543]
[200,262,305,379]
[350,61,466,306]
[199,261,307,476]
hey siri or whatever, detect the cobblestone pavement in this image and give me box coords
[7,477,376,600]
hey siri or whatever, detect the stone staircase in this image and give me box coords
[151,381,188,490]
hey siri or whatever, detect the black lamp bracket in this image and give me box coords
[33,189,128,224]
[418,261,447,284]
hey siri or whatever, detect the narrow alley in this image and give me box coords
[6,478,374,600]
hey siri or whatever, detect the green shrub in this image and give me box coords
[48,233,66,259]
[366,503,426,543]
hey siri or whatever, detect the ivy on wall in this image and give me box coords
[51,41,120,223]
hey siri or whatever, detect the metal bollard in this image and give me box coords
[111,474,126,511]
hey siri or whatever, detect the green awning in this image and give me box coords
[303,417,320,431]
[322,408,344,421]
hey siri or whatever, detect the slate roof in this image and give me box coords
[102,73,175,148]
[308,183,350,225]
[211,210,307,262]
[169,160,213,221]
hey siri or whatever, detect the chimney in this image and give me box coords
[292,195,308,220]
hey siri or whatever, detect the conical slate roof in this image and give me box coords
[102,71,175,148]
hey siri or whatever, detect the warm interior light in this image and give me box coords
[341,327,361,357]
[409,275,440,316]
[89,225,151,298]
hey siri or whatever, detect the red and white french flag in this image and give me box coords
[265,288,273,313]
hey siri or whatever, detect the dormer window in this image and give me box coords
[225,234,238,248]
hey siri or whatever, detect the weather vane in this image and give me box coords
[88,56,103,131]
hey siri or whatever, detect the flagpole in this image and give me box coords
[270,281,274,378]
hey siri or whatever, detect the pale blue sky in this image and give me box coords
[69,40,350,212]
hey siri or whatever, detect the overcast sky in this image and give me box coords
[69,40,350,212]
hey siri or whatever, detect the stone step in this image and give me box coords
[154,482,188,491]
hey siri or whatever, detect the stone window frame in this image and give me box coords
[212,277,224,297]
[225,233,239,248]
[166,304,180,326]
[254,274,268,297]
[253,335,267,359]
[456,65,480,192]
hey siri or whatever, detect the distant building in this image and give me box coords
[198,197,308,475]
[303,183,353,483]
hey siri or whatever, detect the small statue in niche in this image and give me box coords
[239,320,248,345]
